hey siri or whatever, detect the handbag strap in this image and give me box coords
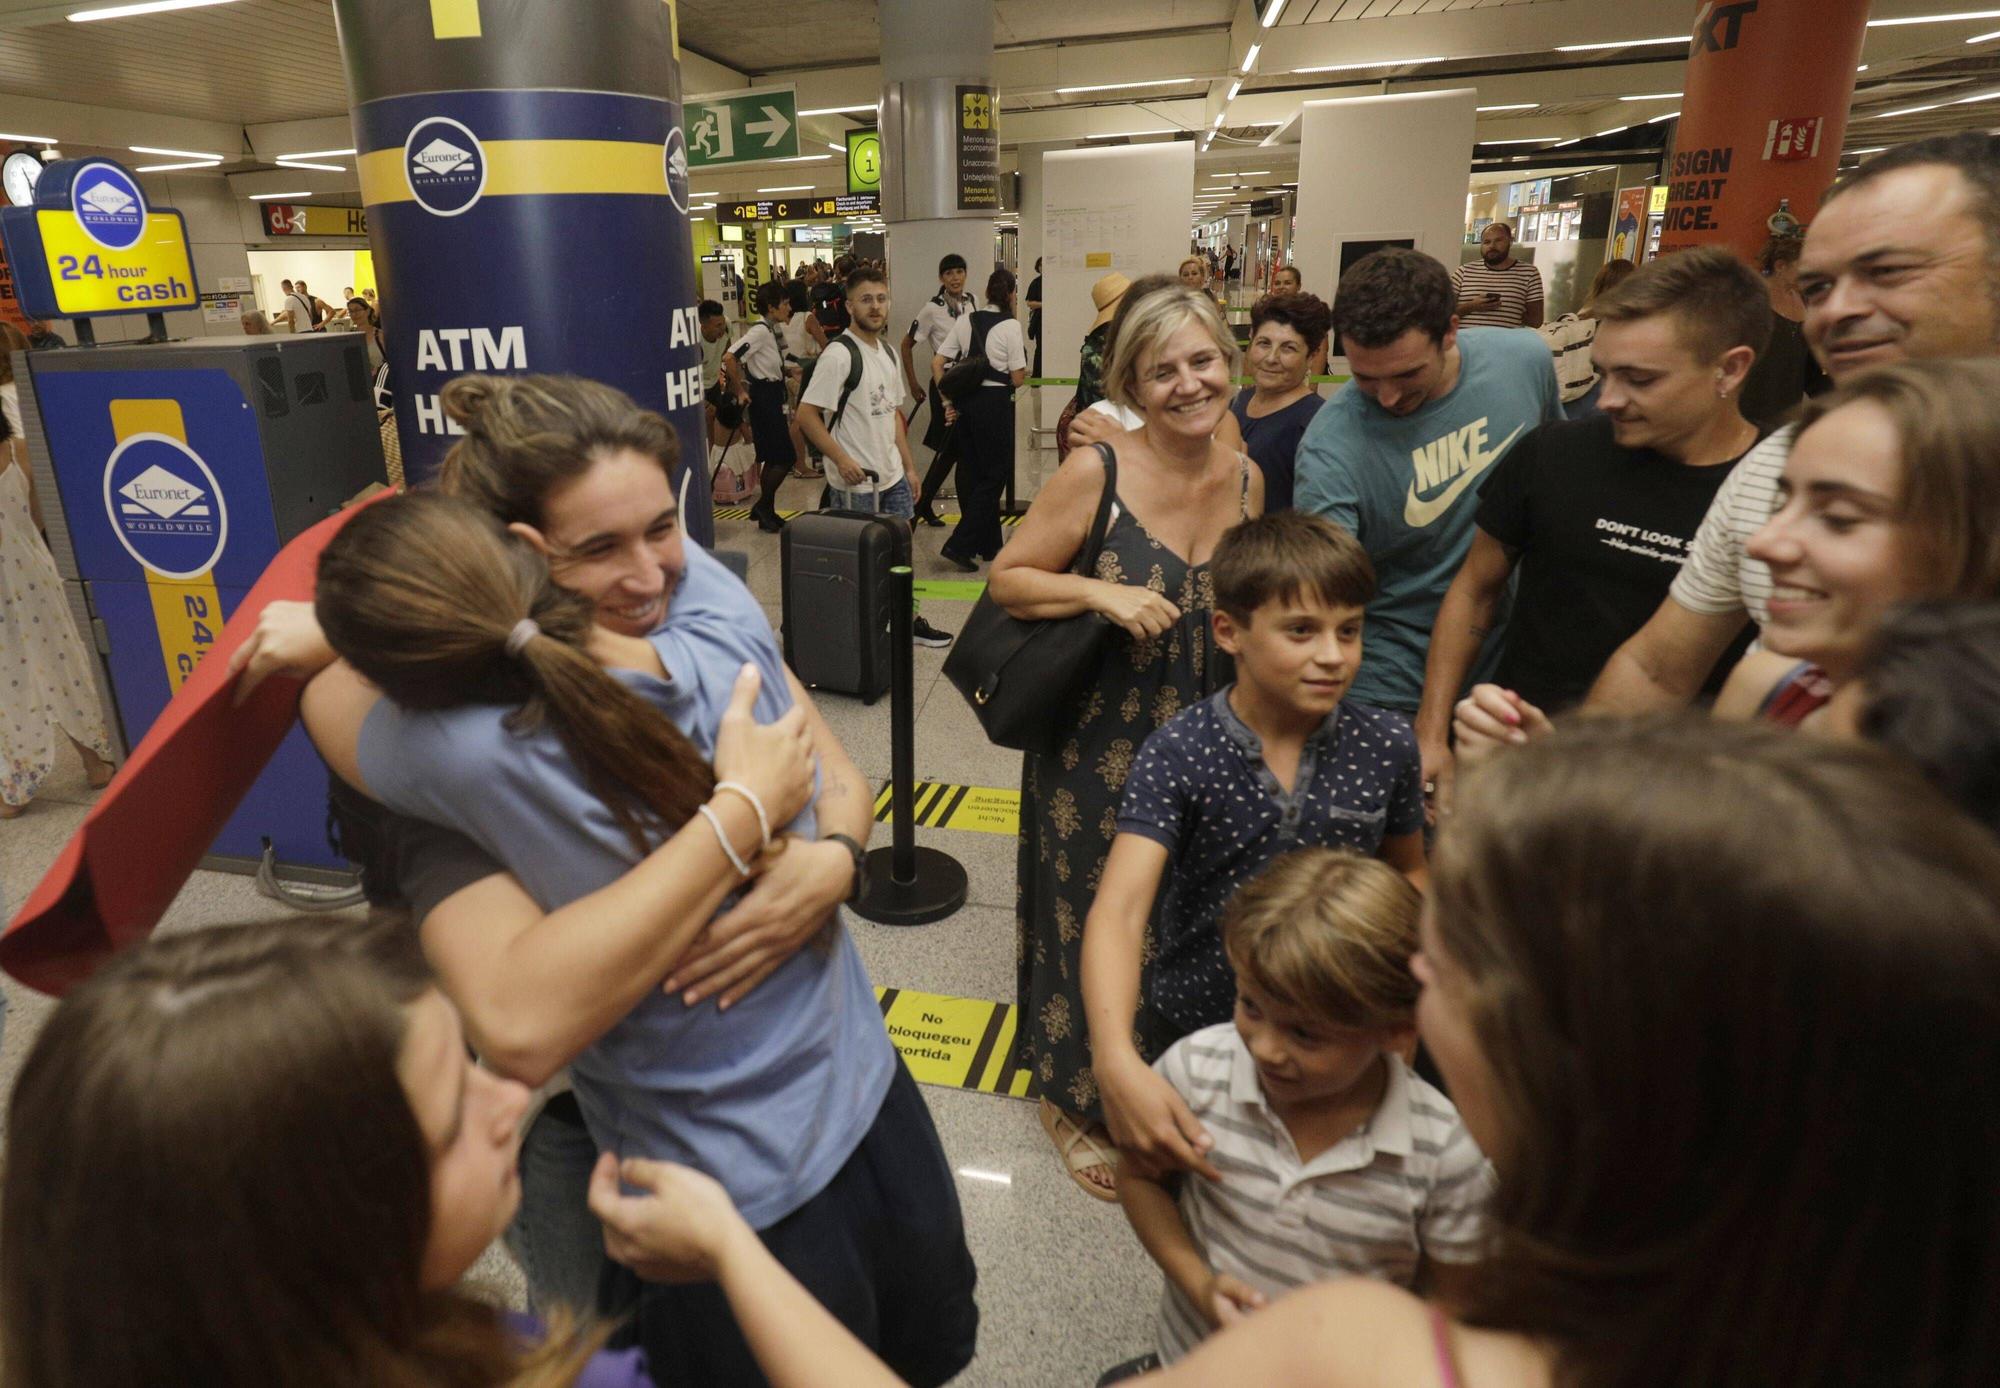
[1075,442,1120,577]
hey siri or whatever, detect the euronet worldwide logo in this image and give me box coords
[71,162,147,251]
[102,433,228,580]
[404,116,487,217]
[664,127,690,214]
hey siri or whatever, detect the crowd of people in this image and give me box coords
[5,130,2000,1388]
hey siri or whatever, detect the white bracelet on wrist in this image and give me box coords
[711,780,772,849]
[697,803,755,879]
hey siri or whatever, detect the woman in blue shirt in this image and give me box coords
[283,377,976,1385]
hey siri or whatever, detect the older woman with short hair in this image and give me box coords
[989,287,1265,1199]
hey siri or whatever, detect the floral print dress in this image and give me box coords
[1014,470,1245,1120]
[2,461,114,808]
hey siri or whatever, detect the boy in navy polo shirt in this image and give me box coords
[1082,511,1426,1178]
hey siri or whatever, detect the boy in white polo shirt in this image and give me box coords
[1105,847,1491,1379]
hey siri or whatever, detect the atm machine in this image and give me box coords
[3,159,387,880]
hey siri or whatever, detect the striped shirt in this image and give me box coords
[1152,1026,1494,1363]
[1668,423,1790,633]
[1451,259,1545,329]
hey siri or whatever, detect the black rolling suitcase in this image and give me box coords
[780,478,910,703]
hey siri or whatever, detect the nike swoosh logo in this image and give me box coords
[1403,424,1526,528]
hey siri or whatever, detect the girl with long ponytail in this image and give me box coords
[299,377,977,1386]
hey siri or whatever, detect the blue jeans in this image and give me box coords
[826,476,914,518]
[503,1093,606,1314]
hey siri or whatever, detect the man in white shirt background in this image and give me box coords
[801,264,955,648]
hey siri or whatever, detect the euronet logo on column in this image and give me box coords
[404,116,487,217]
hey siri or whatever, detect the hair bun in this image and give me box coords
[440,375,499,432]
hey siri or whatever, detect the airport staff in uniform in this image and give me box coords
[726,282,799,533]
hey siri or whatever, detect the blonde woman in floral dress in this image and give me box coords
[990,287,1259,1199]
[0,374,115,818]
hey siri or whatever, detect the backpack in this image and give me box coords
[938,310,1007,405]
[1537,313,1601,404]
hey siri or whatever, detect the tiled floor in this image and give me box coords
[0,390,1163,1386]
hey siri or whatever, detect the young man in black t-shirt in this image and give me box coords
[1414,248,1771,803]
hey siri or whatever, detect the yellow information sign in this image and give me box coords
[34,210,196,315]
[874,781,1022,836]
[875,986,1036,1098]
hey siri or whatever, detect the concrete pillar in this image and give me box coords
[879,0,996,424]
[331,0,713,543]
[1660,0,1868,260]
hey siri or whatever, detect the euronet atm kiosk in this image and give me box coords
[2,158,387,879]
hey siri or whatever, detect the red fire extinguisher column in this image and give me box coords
[1659,0,1869,261]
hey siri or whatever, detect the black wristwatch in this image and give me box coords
[823,833,869,905]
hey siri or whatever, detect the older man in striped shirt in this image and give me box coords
[1452,221,1545,330]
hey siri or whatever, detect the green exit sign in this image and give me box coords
[684,85,800,168]
[847,128,882,195]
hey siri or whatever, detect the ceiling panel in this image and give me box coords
[0,0,343,127]
[675,0,880,73]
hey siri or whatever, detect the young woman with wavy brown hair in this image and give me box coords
[2,915,643,1388]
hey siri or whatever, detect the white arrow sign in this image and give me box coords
[745,105,792,149]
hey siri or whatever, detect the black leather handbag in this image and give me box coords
[942,445,1119,754]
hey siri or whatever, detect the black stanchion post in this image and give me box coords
[852,563,968,926]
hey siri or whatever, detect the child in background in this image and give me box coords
[1105,849,1490,1381]
[1083,511,1427,1178]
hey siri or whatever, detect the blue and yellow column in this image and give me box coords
[331,0,713,544]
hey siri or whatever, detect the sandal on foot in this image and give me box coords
[1039,1098,1119,1201]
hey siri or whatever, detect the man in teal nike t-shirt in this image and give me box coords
[1296,247,1565,714]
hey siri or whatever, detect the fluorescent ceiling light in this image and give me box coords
[70,0,236,19]
[1847,145,1889,155]
[1261,0,1287,25]
[248,190,310,200]
[770,154,833,163]
[0,132,58,144]
[1211,112,1225,128]
[1648,110,1681,123]
[1973,31,2000,42]
[276,147,355,160]
[1552,137,1583,147]
[1869,9,2000,27]
[1234,168,1271,175]
[1619,92,1682,101]
[1241,43,1262,74]
[756,184,814,192]
[797,104,876,116]
[1957,89,2000,103]
[1226,80,1243,101]
[1876,101,1944,118]
[1055,77,1196,94]
[689,203,717,211]
[827,142,845,152]
[132,144,223,160]
[277,159,347,171]
[1295,55,1442,73]
[134,159,219,171]
[1594,125,1629,137]
[1477,103,1536,112]
[1555,37,1683,52]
